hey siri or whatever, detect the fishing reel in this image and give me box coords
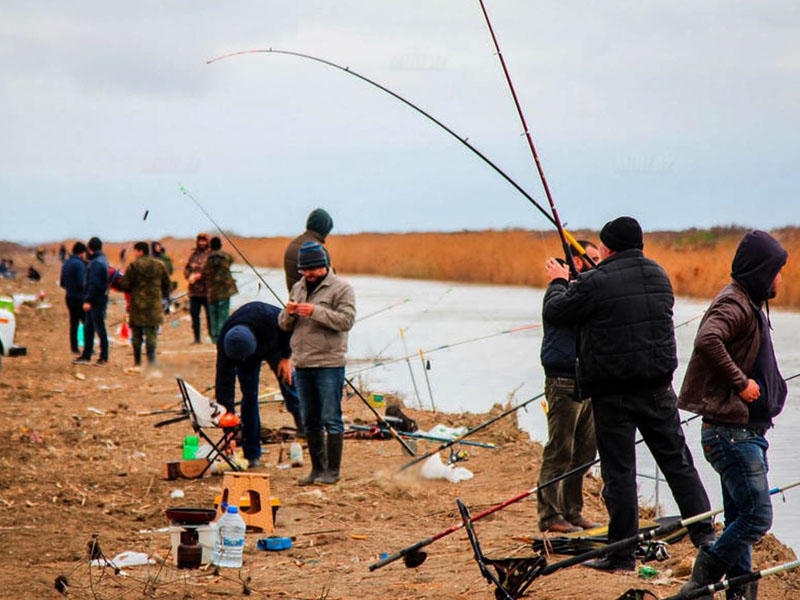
[447,447,469,465]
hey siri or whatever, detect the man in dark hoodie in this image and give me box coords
[678,231,788,600]
[543,216,714,572]
[284,208,333,293]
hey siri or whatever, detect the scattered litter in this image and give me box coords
[74,373,86,381]
[91,551,154,569]
[257,536,292,551]
[422,424,468,439]
[170,489,185,499]
[87,407,105,415]
[420,453,473,483]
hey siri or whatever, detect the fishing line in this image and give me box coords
[206,48,590,256]
[179,185,285,306]
[180,185,416,456]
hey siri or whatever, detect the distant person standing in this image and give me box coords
[678,231,788,600]
[284,208,333,293]
[117,242,171,369]
[204,236,238,342]
[74,237,110,366]
[536,241,601,534]
[151,240,175,314]
[279,241,356,485]
[183,233,211,343]
[60,241,87,355]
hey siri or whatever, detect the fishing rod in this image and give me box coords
[370,412,701,571]
[660,558,800,600]
[476,0,592,274]
[463,480,800,600]
[179,186,285,306]
[355,297,411,323]
[181,186,416,457]
[398,391,545,472]
[347,424,496,449]
[206,48,590,258]
[349,322,542,377]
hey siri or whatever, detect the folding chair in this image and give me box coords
[175,378,243,478]
[457,499,546,600]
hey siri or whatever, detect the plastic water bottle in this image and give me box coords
[209,503,227,566]
[289,442,303,467]
[216,505,246,568]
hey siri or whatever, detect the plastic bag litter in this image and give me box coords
[91,551,154,568]
[420,453,473,483]
[422,424,468,439]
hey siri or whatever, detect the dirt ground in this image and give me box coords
[1,253,798,600]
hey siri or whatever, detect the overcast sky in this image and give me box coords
[2,1,799,244]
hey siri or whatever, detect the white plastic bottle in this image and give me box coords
[289,441,303,467]
[216,505,246,568]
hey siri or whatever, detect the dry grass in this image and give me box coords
[33,226,800,308]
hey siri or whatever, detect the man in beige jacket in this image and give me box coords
[279,241,356,485]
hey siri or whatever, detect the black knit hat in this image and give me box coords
[600,216,643,252]
[306,208,333,238]
[297,241,329,270]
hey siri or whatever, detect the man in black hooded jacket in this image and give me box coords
[543,216,714,572]
[678,231,788,600]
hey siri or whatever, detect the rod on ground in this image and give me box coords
[369,413,701,571]
[659,558,800,600]
[398,392,545,472]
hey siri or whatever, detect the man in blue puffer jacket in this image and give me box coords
[74,237,110,366]
[60,241,87,355]
[543,216,714,572]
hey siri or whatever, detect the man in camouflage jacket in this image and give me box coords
[119,241,171,367]
[203,236,238,342]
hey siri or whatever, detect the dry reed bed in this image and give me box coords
[47,227,800,308]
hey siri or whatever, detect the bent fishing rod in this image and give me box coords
[206,48,590,259]
[181,186,416,457]
[476,0,592,274]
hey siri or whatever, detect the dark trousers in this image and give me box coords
[65,296,85,353]
[537,376,596,528]
[131,325,158,364]
[593,385,714,560]
[80,296,109,361]
[189,296,210,342]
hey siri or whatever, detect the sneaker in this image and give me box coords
[247,458,262,469]
[94,359,108,367]
[72,357,92,365]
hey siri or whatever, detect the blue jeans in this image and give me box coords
[294,367,345,434]
[702,424,772,577]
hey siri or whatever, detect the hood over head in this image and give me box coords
[731,230,788,303]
